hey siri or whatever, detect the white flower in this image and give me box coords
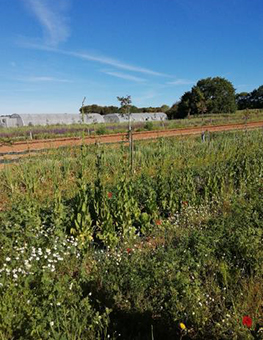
[5,257,11,262]
[50,321,54,327]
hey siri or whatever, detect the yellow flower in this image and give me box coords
[179,322,186,331]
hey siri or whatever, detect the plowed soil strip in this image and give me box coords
[1,121,263,164]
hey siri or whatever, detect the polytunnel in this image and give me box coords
[10,114,83,127]
[103,112,167,124]
[131,112,167,122]
[103,114,126,123]
[84,113,105,124]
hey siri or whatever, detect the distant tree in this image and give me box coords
[195,77,236,113]
[250,85,263,109]
[80,104,101,114]
[192,86,207,115]
[80,103,171,115]
[102,106,119,114]
[117,95,132,115]
[160,104,170,112]
[236,92,250,110]
[236,85,263,110]
[129,105,140,113]
[176,91,194,118]
[166,103,178,119]
[80,104,120,115]
[117,95,133,169]
[176,77,236,118]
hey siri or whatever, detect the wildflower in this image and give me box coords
[155,219,162,226]
[179,322,186,331]
[127,248,132,254]
[107,192,113,199]
[242,315,252,328]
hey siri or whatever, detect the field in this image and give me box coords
[0,129,263,339]
[1,109,263,143]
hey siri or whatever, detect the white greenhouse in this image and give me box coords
[84,113,105,124]
[0,112,167,128]
[103,112,167,124]
[0,113,104,128]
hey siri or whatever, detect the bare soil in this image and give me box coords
[1,121,263,166]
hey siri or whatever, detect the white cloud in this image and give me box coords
[102,71,146,83]
[236,84,248,89]
[18,42,170,77]
[69,51,168,77]
[24,0,70,45]
[167,79,195,86]
[21,76,71,83]
[133,91,160,105]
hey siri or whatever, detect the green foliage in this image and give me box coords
[1,130,263,339]
[144,121,154,131]
[80,103,169,115]
[176,77,237,118]
[95,126,107,135]
[236,85,263,110]
[0,216,110,339]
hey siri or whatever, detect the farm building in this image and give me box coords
[104,112,167,123]
[0,113,104,128]
[0,112,167,128]
[84,113,105,124]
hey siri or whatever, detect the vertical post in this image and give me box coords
[81,97,86,140]
[81,97,86,124]
[128,108,134,171]
[201,131,205,142]
[80,97,86,170]
[117,95,133,171]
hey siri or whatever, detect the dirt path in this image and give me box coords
[1,121,263,165]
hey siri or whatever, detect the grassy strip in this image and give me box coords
[0,130,262,339]
[0,109,263,143]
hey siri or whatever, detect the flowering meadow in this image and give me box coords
[0,130,263,339]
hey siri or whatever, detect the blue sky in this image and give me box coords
[0,0,263,114]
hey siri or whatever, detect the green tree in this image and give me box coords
[250,85,263,109]
[236,92,249,110]
[196,77,236,113]
[166,103,178,119]
[176,91,194,118]
[160,104,170,112]
[176,77,237,118]
[236,85,263,110]
[192,86,207,115]
[117,95,134,169]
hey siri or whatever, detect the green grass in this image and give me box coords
[0,130,263,339]
[1,109,263,143]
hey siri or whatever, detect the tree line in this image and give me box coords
[236,85,263,110]
[167,78,263,119]
[80,77,263,119]
[80,104,170,115]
